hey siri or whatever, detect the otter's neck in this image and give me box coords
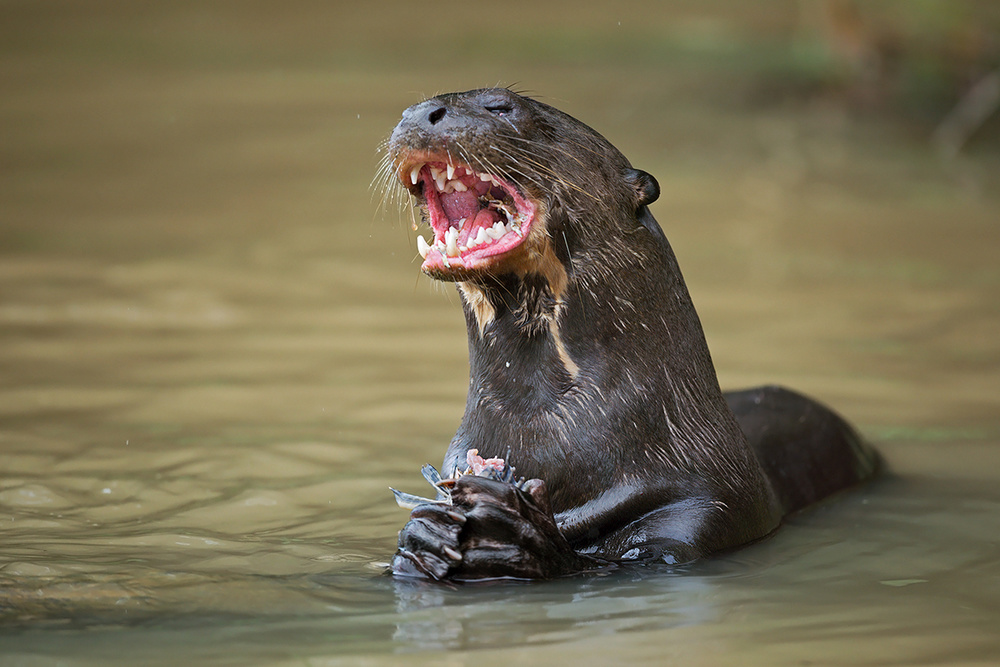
[460,271,578,412]
[445,226,753,498]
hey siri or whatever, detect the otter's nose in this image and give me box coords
[390,95,486,151]
[391,98,468,150]
[427,106,446,125]
[400,99,449,130]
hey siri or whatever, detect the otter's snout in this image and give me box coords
[391,98,467,150]
[399,99,448,131]
[390,88,527,153]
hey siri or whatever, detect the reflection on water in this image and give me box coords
[2,1,999,665]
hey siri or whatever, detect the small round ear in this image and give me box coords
[624,169,659,207]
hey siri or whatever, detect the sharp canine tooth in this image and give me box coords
[445,228,459,257]
[409,164,421,185]
[447,164,455,180]
[417,235,430,258]
[429,166,448,191]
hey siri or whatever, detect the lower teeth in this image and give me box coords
[445,227,459,257]
[419,218,522,260]
[417,235,430,258]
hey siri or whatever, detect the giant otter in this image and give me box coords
[383,88,879,580]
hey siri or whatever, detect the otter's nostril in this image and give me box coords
[428,107,446,125]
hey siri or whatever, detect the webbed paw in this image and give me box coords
[391,475,602,581]
[391,503,466,580]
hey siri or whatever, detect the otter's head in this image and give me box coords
[383,88,660,285]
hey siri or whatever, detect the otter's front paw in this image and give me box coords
[391,503,467,580]
[448,476,601,580]
[391,476,603,581]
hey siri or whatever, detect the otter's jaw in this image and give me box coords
[397,158,536,279]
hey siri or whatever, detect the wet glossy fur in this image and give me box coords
[386,88,879,580]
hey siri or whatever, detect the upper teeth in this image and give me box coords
[408,162,503,194]
[432,166,447,192]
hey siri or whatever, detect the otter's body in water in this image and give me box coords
[382,88,879,580]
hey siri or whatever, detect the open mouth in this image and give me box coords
[399,158,536,275]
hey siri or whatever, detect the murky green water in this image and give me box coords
[2,2,999,665]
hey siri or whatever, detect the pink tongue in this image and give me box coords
[459,208,502,246]
[439,191,480,224]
